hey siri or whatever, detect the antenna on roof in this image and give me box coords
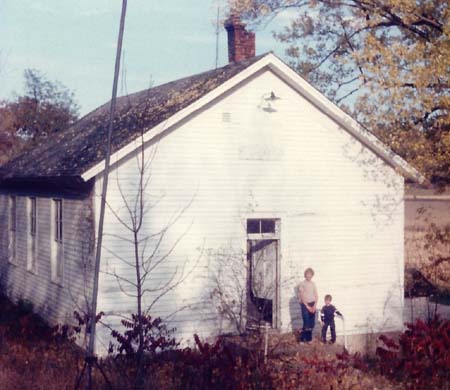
[215,5,220,68]
[120,50,132,108]
[120,50,126,95]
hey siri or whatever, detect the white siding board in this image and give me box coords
[92,69,404,349]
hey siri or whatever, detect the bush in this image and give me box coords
[110,314,178,358]
[146,335,385,390]
[377,316,450,388]
[168,334,274,389]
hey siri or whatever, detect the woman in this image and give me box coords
[298,267,318,343]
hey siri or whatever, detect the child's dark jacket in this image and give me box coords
[320,304,341,323]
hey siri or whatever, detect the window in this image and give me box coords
[10,196,16,232]
[30,197,37,237]
[246,219,277,234]
[54,199,63,243]
[51,199,63,284]
[27,197,38,273]
[8,196,17,264]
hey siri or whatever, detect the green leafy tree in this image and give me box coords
[229,0,450,179]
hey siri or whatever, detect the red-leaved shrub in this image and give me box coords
[110,314,178,358]
[376,316,450,388]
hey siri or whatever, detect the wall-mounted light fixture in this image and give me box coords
[267,91,280,101]
[258,91,281,113]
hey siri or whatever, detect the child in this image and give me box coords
[298,267,318,343]
[320,294,342,344]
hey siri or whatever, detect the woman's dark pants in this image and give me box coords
[300,303,315,342]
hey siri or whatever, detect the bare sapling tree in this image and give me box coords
[208,246,248,334]
[208,241,294,361]
[101,130,199,387]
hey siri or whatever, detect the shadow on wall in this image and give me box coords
[340,131,404,228]
[289,287,301,331]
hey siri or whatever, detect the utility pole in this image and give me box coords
[75,1,128,388]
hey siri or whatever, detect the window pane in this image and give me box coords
[54,201,58,241]
[247,219,260,234]
[10,197,16,231]
[261,219,275,233]
[59,201,62,242]
[30,198,36,236]
[59,201,63,241]
[54,199,63,243]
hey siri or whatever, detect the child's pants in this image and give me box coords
[321,320,336,342]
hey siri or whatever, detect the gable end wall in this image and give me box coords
[94,69,405,350]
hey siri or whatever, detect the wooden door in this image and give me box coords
[247,239,278,327]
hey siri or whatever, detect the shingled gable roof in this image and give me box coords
[0,53,267,181]
[1,52,424,184]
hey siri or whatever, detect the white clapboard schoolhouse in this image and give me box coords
[0,16,423,352]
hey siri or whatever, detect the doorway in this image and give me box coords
[246,219,279,328]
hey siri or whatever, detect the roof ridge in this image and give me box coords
[110,52,271,109]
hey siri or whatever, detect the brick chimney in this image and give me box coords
[224,14,255,63]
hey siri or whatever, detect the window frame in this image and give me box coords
[8,196,17,265]
[245,217,281,328]
[246,218,280,239]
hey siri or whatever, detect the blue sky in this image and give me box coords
[0,1,292,116]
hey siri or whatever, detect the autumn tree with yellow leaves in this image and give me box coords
[230,0,450,180]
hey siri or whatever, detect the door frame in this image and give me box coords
[245,218,281,329]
